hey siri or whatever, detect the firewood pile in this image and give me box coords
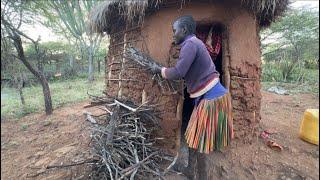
[86,94,178,180]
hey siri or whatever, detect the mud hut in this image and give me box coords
[88,0,288,153]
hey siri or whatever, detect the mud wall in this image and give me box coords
[105,1,262,152]
[105,27,183,153]
[228,11,262,142]
[140,2,262,143]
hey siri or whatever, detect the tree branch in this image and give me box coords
[1,16,38,44]
[262,44,288,57]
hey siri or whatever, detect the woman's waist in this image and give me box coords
[188,74,219,98]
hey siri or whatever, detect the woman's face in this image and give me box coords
[172,21,187,45]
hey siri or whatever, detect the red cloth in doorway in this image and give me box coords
[196,31,222,61]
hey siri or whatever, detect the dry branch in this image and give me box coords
[88,94,177,179]
[124,47,180,95]
[46,159,98,169]
[84,111,97,124]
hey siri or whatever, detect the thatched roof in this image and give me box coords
[88,0,289,34]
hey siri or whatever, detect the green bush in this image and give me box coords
[262,62,283,82]
[304,59,319,69]
[262,60,319,83]
[262,61,319,94]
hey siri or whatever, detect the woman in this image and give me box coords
[151,15,234,154]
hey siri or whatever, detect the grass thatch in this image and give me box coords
[88,0,289,34]
[88,0,157,34]
[241,0,289,27]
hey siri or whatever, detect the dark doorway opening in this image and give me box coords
[178,23,226,171]
[181,23,224,133]
[195,23,224,83]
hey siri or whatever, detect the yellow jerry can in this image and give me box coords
[299,109,319,145]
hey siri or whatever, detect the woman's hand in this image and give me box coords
[150,63,163,74]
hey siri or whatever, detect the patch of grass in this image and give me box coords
[8,141,20,146]
[21,124,28,131]
[1,75,105,119]
[0,140,19,149]
[262,62,319,83]
[43,120,52,126]
[262,62,319,94]
[303,69,319,84]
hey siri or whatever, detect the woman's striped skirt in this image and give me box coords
[185,82,234,154]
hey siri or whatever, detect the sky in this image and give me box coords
[290,0,319,9]
[22,0,319,43]
[22,23,62,42]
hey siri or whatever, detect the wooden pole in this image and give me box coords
[222,29,230,90]
[118,28,128,98]
[107,56,114,87]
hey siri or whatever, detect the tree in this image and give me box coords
[1,0,53,115]
[24,41,79,77]
[95,47,107,74]
[260,7,319,81]
[33,0,103,82]
[1,37,27,107]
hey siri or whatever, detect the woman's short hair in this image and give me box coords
[174,15,196,34]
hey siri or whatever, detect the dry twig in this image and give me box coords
[88,95,177,180]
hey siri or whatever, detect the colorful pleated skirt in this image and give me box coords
[185,82,234,154]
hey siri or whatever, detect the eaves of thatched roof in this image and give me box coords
[88,0,289,34]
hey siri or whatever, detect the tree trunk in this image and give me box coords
[37,60,44,74]
[88,49,94,82]
[18,87,25,105]
[12,72,26,107]
[17,79,25,107]
[69,54,75,75]
[39,75,53,115]
[12,34,53,115]
[56,61,61,74]
[69,55,74,68]
[35,45,44,74]
[97,59,101,74]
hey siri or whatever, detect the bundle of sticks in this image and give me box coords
[124,47,179,95]
[87,94,178,180]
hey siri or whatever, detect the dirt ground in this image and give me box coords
[1,91,319,180]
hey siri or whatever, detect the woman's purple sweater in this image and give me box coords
[164,34,219,93]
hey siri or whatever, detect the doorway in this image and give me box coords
[195,23,224,81]
[181,23,225,133]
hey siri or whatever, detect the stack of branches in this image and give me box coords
[87,94,178,180]
[124,47,180,95]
